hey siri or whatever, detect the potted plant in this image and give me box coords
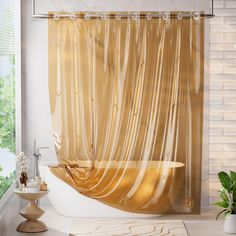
[214,171,236,234]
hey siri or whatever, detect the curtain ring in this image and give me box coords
[177,12,183,20]
[69,14,76,20]
[131,12,139,20]
[146,13,152,20]
[115,14,121,20]
[193,12,200,21]
[54,14,60,20]
[101,13,107,20]
[84,14,90,20]
[162,12,169,21]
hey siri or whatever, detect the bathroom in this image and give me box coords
[0,0,236,235]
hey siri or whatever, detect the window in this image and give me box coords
[0,0,20,198]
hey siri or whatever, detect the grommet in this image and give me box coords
[101,13,107,20]
[115,14,121,20]
[131,12,139,20]
[69,14,76,20]
[54,14,60,20]
[84,14,90,20]
[177,12,183,20]
[146,13,152,20]
[193,12,200,21]
[162,11,169,21]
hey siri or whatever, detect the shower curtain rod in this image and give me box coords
[32,0,215,19]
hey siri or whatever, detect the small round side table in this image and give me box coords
[14,189,49,233]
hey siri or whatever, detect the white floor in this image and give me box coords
[7,207,230,236]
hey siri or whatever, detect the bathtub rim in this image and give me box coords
[46,160,185,169]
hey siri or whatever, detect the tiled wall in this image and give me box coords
[209,0,236,203]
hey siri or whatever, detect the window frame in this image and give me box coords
[0,0,21,204]
[15,0,22,154]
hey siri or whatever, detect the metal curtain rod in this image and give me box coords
[32,0,215,19]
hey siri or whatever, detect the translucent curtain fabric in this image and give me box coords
[48,15,204,214]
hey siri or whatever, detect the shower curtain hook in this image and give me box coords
[193,12,200,21]
[69,14,76,20]
[101,13,107,20]
[84,13,91,20]
[54,14,60,20]
[177,12,183,20]
[162,12,169,21]
[115,14,121,20]
[146,13,152,20]
[131,12,139,20]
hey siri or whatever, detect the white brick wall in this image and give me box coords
[209,0,236,204]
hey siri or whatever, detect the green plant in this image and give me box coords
[0,55,16,153]
[0,165,15,199]
[214,171,236,220]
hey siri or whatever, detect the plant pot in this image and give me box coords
[224,214,236,234]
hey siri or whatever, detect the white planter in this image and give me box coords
[224,214,236,234]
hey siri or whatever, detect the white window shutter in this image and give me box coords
[0,0,16,54]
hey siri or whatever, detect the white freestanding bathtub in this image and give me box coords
[39,162,154,218]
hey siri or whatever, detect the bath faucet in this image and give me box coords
[33,140,49,177]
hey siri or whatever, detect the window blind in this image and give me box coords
[0,0,15,54]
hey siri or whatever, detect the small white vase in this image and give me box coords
[224,214,236,234]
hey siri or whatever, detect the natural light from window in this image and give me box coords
[0,0,17,198]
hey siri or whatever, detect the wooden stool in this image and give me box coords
[14,190,49,233]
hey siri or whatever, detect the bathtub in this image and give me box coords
[39,162,157,217]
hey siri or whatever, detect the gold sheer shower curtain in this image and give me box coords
[48,14,204,214]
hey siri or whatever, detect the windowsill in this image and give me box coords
[0,181,16,212]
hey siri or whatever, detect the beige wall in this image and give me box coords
[209,0,236,204]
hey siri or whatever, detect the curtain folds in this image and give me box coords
[48,14,204,214]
